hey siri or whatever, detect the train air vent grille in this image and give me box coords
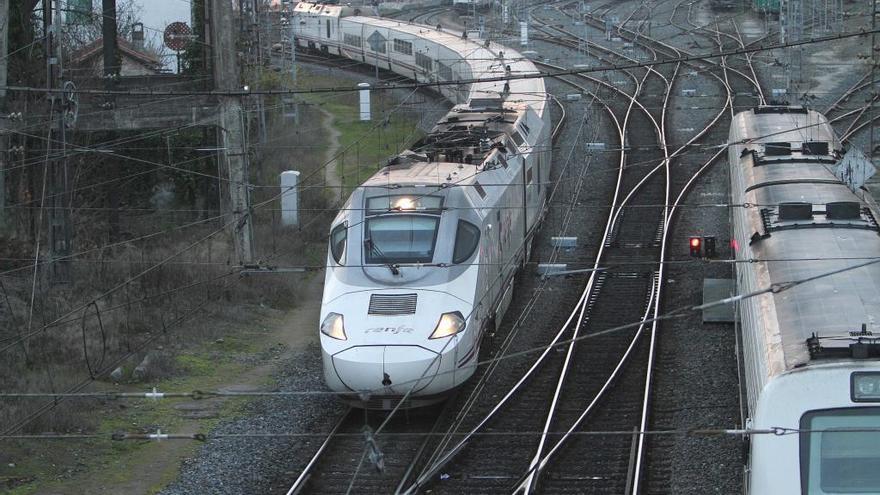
[369,294,417,315]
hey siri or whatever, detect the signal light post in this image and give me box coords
[689,235,718,258]
[689,237,702,257]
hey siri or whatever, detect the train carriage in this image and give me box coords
[292,3,550,409]
[728,105,880,494]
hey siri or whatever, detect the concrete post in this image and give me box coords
[0,0,8,232]
[211,0,254,264]
[519,21,528,46]
[280,170,300,227]
[102,0,118,85]
[358,82,371,121]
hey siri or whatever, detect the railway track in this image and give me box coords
[392,3,747,491]
[525,4,746,492]
[283,404,451,494]
[274,16,573,490]
[280,2,752,492]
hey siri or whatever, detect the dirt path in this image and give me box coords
[320,108,343,204]
[31,273,325,495]
[79,108,342,495]
[27,109,343,495]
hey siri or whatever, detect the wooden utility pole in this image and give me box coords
[0,0,8,232]
[211,0,254,264]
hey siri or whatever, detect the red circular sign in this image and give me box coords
[164,22,193,51]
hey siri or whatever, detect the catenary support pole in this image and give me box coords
[211,0,254,264]
[0,0,7,233]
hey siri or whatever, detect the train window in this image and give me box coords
[415,52,433,72]
[344,33,362,47]
[437,61,453,80]
[365,215,439,264]
[453,221,480,264]
[326,19,330,38]
[511,131,525,148]
[800,408,880,494]
[473,182,487,199]
[330,223,347,264]
[393,38,413,55]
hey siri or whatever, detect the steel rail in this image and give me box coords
[411,4,666,490]
[516,7,739,491]
[824,72,872,115]
[628,12,737,494]
[398,44,574,474]
[516,13,672,491]
[521,61,661,495]
[285,408,354,495]
[403,64,628,495]
[839,106,880,142]
[730,21,766,105]
[403,89,569,484]
[671,0,763,98]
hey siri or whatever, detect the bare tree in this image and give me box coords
[61,0,167,62]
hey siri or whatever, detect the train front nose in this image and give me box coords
[326,345,444,396]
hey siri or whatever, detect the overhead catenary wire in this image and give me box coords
[2,27,879,97]
[3,426,877,442]
[3,1,873,455]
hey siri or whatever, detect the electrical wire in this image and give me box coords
[3,27,878,97]
[5,426,879,442]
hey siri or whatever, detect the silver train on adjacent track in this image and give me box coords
[292,3,550,409]
[729,105,880,493]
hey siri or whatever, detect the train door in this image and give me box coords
[482,219,497,321]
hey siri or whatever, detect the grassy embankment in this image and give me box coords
[1,66,423,495]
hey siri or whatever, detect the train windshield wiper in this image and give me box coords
[365,238,400,275]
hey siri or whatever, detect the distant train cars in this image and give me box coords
[452,0,493,12]
[292,3,550,409]
[728,105,880,493]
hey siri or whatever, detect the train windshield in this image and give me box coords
[800,407,880,494]
[364,215,440,264]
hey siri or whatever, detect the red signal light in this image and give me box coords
[689,237,702,257]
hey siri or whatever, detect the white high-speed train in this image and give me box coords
[728,105,880,493]
[452,0,493,12]
[292,3,550,409]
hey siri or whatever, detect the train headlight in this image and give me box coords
[851,372,880,402]
[393,196,415,210]
[429,312,466,339]
[320,312,347,341]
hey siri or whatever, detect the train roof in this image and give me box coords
[343,15,545,111]
[363,159,478,187]
[293,2,354,17]
[730,106,880,369]
[335,14,546,194]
